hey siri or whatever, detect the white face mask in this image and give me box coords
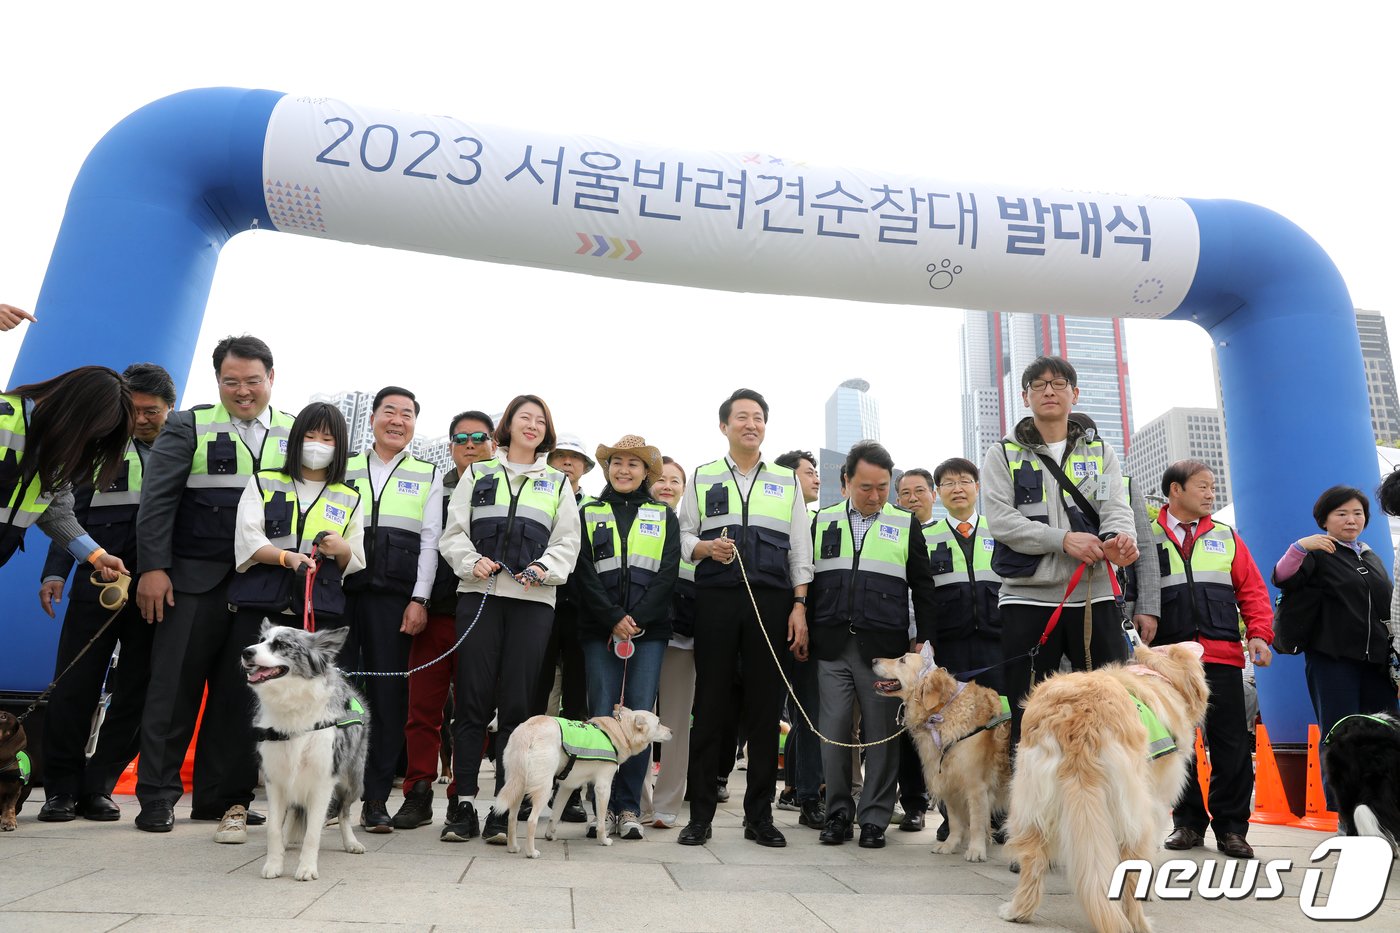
[302,442,335,471]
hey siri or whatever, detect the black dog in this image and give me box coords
[1324,711,1400,856]
[0,710,33,831]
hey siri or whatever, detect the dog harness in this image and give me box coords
[1323,713,1399,745]
[921,689,1012,771]
[554,717,618,780]
[0,750,30,785]
[251,697,366,743]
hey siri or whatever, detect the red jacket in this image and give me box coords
[1155,510,1274,667]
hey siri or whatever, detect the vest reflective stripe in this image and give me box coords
[89,442,143,510]
[466,459,565,569]
[1152,519,1239,642]
[0,393,54,529]
[810,500,912,630]
[679,559,695,582]
[255,470,359,554]
[926,517,1001,588]
[555,718,618,763]
[1000,439,1106,524]
[583,500,669,610]
[1134,697,1177,759]
[345,453,435,535]
[691,458,797,589]
[187,404,293,488]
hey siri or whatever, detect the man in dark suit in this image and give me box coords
[809,441,937,849]
[133,336,295,840]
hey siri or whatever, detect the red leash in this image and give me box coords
[1034,560,1126,650]
[302,542,321,632]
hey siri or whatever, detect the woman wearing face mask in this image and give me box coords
[230,402,366,638]
[640,456,696,829]
[572,437,680,841]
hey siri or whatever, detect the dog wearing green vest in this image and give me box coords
[999,641,1208,933]
[1,710,32,831]
[494,708,672,858]
[242,622,370,881]
[872,654,1012,862]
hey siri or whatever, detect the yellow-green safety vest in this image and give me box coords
[345,451,436,596]
[692,458,798,590]
[0,393,54,533]
[1151,518,1240,644]
[810,500,914,632]
[992,436,1107,577]
[582,498,670,615]
[254,469,360,555]
[465,458,566,574]
[925,515,1002,639]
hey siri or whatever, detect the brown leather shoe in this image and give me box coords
[1215,832,1255,859]
[1163,827,1204,850]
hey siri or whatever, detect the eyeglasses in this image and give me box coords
[452,432,491,445]
[219,377,266,390]
[134,406,167,419]
[937,479,977,490]
[1027,378,1071,392]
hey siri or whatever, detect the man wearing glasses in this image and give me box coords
[394,411,495,831]
[981,356,1140,757]
[133,335,296,839]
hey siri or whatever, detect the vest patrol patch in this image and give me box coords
[325,504,346,524]
[878,523,900,542]
[532,479,556,494]
[982,537,995,551]
[278,438,289,454]
[639,521,662,538]
[1071,460,1100,478]
[1202,538,1227,554]
[763,482,784,497]
[396,480,421,496]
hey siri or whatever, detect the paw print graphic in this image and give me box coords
[927,259,963,290]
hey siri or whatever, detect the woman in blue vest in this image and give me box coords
[1,366,132,572]
[573,436,680,841]
[438,394,581,845]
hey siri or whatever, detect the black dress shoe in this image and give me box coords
[360,800,393,834]
[562,789,588,823]
[135,801,174,833]
[820,815,854,845]
[38,794,78,822]
[245,809,265,826]
[743,819,786,847]
[518,800,532,822]
[899,810,925,832]
[859,823,886,848]
[1163,827,1204,850]
[1215,832,1255,859]
[798,798,826,829]
[677,820,712,846]
[79,793,121,822]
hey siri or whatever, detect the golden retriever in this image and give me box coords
[873,654,1011,861]
[999,642,1209,933]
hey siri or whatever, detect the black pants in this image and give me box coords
[137,579,261,813]
[42,594,153,798]
[688,585,789,825]
[1304,651,1400,809]
[1173,661,1252,837]
[347,590,414,801]
[1001,600,1129,751]
[935,630,1005,694]
[451,593,554,797]
[533,601,588,719]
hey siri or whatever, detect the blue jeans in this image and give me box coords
[580,634,667,816]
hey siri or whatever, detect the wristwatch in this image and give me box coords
[410,596,430,607]
[792,595,807,606]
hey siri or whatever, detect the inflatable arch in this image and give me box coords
[7,88,1383,743]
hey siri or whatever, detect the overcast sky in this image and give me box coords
[1,2,1391,496]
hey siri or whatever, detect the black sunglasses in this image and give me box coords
[452,432,491,445]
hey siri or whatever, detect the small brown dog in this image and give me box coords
[1,710,34,831]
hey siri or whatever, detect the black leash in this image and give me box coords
[17,573,131,724]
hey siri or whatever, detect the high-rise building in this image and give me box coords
[821,379,880,507]
[1356,308,1400,443]
[309,389,453,472]
[960,311,1135,458]
[1124,407,1232,507]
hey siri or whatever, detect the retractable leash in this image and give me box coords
[17,571,132,724]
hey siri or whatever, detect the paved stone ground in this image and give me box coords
[2,767,1397,931]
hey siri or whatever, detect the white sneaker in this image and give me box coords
[619,811,644,840]
[214,805,248,844]
[651,812,678,828]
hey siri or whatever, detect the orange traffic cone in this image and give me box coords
[1249,723,1297,825]
[1289,723,1338,832]
[1194,728,1211,803]
[112,689,207,795]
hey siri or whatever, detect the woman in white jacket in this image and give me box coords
[437,394,580,845]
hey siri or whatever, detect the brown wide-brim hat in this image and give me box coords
[596,435,663,484]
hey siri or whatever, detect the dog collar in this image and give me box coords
[1323,713,1399,745]
[252,698,366,743]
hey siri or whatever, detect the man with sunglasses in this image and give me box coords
[393,411,494,831]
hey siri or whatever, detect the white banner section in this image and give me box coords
[263,96,1200,318]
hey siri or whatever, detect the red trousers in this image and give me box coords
[403,612,458,794]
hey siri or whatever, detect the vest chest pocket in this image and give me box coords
[471,474,499,507]
[819,522,842,560]
[704,483,728,518]
[1158,544,1172,578]
[591,522,615,561]
[107,465,131,493]
[750,526,792,580]
[1203,587,1242,638]
[207,433,238,475]
[263,491,293,539]
[0,447,19,505]
[928,542,954,576]
[1013,461,1043,506]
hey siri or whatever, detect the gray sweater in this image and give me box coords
[981,418,1137,606]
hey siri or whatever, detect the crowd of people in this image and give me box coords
[5,333,1398,860]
